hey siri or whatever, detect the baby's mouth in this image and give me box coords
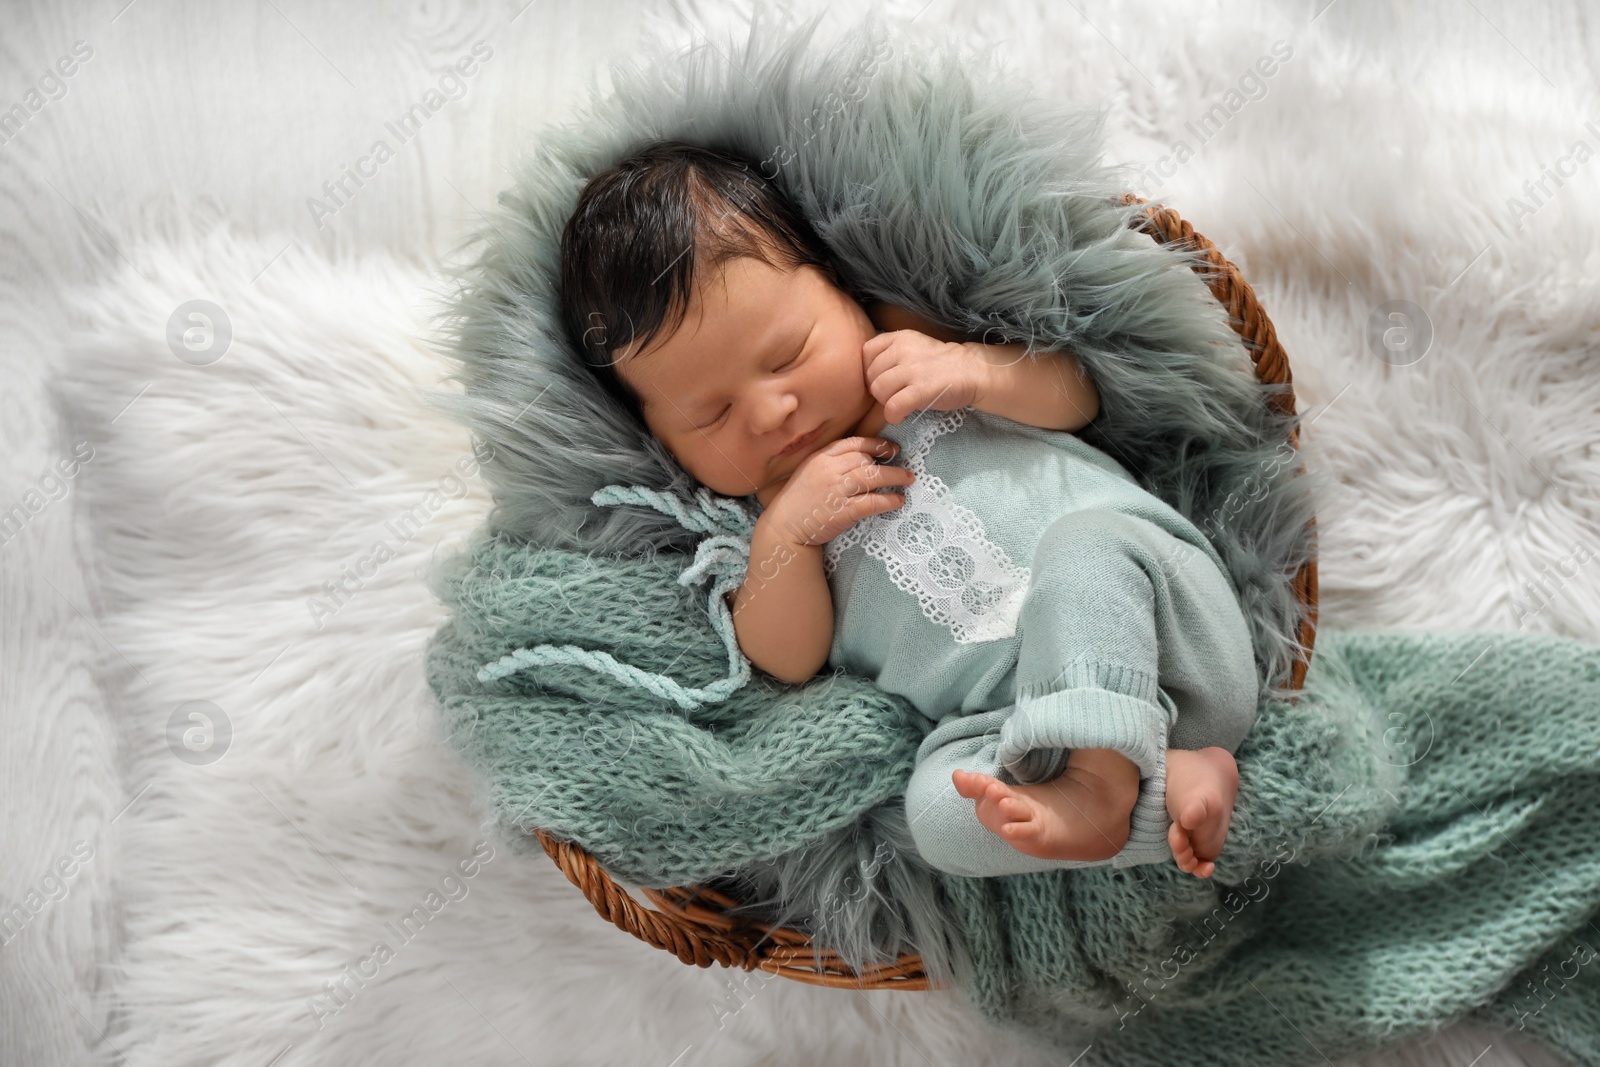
[775,424,822,459]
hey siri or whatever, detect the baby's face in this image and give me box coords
[615,256,880,506]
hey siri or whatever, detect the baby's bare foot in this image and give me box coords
[1165,747,1240,879]
[951,768,1129,863]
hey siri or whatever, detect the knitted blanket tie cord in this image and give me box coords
[474,484,758,711]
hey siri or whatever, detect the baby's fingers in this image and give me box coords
[862,332,897,362]
[883,378,962,424]
[837,457,913,495]
[827,485,905,530]
[822,435,900,460]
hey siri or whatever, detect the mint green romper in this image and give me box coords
[821,407,1259,876]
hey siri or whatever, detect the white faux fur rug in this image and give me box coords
[37,2,1600,1066]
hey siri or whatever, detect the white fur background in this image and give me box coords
[5,0,1598,1064]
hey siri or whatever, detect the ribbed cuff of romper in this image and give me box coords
[996,659,1174,868]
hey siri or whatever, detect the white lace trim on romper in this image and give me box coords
[823,407,1031,644]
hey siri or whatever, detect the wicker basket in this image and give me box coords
[530,196,1320,991]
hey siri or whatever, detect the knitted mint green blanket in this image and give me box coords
[426,532,1600,1067]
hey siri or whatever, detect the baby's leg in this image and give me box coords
[903,509,1257,878]
[993,508,1256,867]
[951,747,1140,863]
[1163,747,1240,878]
[949,746,1242,875]
[905,709,1150,877]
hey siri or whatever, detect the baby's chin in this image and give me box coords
[701,480,759,500]
[695,471,766,501]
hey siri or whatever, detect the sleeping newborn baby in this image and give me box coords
[559,141,1260,879]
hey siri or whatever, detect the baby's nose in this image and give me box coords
[753,388,799,433]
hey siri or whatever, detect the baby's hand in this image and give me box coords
[863,331,989,425]
[759,437,914,547]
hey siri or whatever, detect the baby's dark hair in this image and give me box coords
[558,140,845,424]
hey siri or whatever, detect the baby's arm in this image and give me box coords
[728,435,915,685]
[971,339,1098,432]
[868,301,1098,433]
[726,524,833,685]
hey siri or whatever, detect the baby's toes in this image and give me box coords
[994,793,1034,823]
[952,769,992,800]
[1181,794,1233,863]
[973,779,1024,822]
[1179,794,1213,832]
[977,793,1038,840]
[973,799,1012,839]
[997,812,1046,846]
[1169,822,1197,870]
[981,778,1019,806]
